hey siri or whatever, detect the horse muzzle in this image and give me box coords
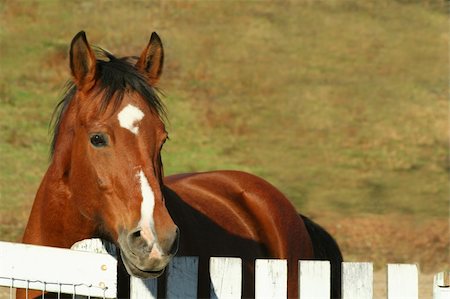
[118,226,179,278]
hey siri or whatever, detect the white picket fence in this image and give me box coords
[0,239,448,299]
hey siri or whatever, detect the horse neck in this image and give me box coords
[22,164,96,248]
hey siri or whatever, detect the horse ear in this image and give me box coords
[70,31,96,90]
[136,32,164,86]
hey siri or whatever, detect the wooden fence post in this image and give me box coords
[298,260,330,299]
[387,264,418,299]
[255,259,287,299]
[210,257,242,299]
[130,277,157,299]
[342,262,373,299]
[433,271,450,299]
[166,256,198,299]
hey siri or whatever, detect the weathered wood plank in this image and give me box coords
[210,257,242,299]
[255,259,287,299]
[166,256,198,299]
[387,264,418,299]
[71,238,117,256]
[130,277,157,299]
[342,262,373,299]
[298,260,330,299]
[0,240,117,298]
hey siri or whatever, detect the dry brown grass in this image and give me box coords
[313,212,449,274]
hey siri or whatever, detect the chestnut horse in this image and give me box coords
[20,31,342,299]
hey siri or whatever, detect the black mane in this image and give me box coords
[50,49,166,157]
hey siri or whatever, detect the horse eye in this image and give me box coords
[90,134,108,147]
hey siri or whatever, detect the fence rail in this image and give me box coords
[0,239,448,299]
[0,240,117,298]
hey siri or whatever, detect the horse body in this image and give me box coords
[19,31,342,299]
[164,170,314,298]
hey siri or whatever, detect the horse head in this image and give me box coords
[52,31,179,278]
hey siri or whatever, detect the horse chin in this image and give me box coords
[120,250,166,279]
[131,266,165,279]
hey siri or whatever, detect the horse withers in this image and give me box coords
[20,31,342,298]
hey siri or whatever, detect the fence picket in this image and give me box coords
[387,264,418,299]
[166,256,198,299]
[210,257,242,299]
[342,262,373,299]
[130,277,157,299]
[298,260,330,299]
[433,271,450,299]
[255,259,287,299]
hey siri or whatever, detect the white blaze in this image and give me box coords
[118,104,144,134]
[138,170,155,232]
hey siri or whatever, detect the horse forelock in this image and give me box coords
[50,49,166,158]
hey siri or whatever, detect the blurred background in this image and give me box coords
[0,0,447,280]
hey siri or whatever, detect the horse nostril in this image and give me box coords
[127,228,150,255]
[132,230,141,238]
[128,227,142,241]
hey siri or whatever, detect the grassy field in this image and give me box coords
[0,0,448,272]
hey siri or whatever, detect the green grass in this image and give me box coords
[0,0,447,270]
